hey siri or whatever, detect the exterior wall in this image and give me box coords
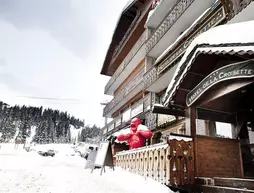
[112,91,144,118]
[114,59,145,96]
[195,135,243,178]
[105,0,152,76]
[151,118,185,144]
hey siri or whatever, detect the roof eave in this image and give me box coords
[100,0,141,76]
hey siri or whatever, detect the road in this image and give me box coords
[0,144,170,193]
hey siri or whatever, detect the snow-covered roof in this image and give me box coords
[145,0,177,29]
[163,20,254,106]
[122,0,137,13]
[113,0,137,31]
[168,135,192,142]
[101,0,139,76]
[153,103,164,107]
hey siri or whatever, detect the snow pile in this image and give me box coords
[0,143,172,193]
[90,167,171,193]
[0,143,31,157]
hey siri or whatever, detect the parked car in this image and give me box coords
[38,149,56,157]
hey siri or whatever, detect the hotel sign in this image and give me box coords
[187,60,254,106]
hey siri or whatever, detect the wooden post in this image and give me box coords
[238,141,244,178]
[190,107,196,137]
[186,107,197,183]
[185,107,196,136]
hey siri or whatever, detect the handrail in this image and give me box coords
[112,11,142,58]
[146,0,195,53]
[102,94,151,133]
[105,31,147,94]
[115,139,195,185]
[103,68,144,116]
[143,65,157,89]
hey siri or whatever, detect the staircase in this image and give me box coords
[194,177,254,193]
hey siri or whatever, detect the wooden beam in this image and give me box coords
[198,107,233,116]
[179,88,191,92]
[188,71,206,78]
[200,81,254,107]
[218,53,242,62]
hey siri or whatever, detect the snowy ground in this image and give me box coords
[0,143,171,193]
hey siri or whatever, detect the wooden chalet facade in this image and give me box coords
[101,0,254,191]
[101,0,153,144]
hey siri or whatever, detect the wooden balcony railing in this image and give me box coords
[143,4,226,92]
[112,11,141,59]
[143,66,157,89]
[103,68,145,116]
[146,0,195,53]
[157,5,226,75]
[102,94,151,135]
[115,138,195,186]
[105,31,147,94]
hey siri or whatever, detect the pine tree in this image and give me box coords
[0,101,87,144]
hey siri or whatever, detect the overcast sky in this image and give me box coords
[0,0,130,127]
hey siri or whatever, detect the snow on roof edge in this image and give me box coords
[163,20,254,106]
[144,0,165,28]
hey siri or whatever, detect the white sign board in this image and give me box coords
[94,141,110,166]
[92,141,114,175]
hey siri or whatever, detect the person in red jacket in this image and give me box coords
[117,118,153,150]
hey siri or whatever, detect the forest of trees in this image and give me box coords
[80,125,101,142]
[0,101,101,144]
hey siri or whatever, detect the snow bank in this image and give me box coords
[90,167,171,193]
[0,143,173,193]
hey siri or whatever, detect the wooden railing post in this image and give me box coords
[115,142,195,186]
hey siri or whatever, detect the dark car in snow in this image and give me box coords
[38,149,56,157]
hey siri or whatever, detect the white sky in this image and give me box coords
[216,122,232,138]
[0,0,130,127]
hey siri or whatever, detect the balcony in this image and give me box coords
[146,0,217,59]
[145,0,178,29]
[103,68,145,117]
[144,2,226,93]
[102,94,151,136]
[104,30,148,95]
[144,62,179,93]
